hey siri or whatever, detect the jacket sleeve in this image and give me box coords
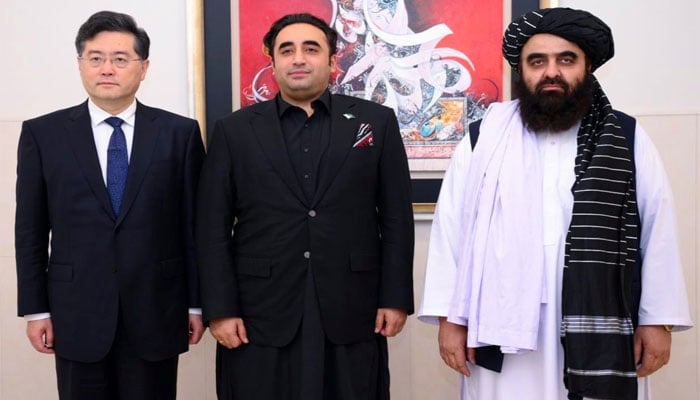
[15,121,51,316]
[376,109,415,314]
[195,119,241,323]
[183,120,206,309]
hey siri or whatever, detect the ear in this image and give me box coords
[262,44,272,59]
[329,54,338,72]
[140,59,150,81]
[260,44,276,76]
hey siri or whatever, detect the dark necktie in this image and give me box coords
[105,117,128,215]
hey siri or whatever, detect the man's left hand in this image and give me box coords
[188,314,205,345]
[634,325,671,377]
[374,308,407,337]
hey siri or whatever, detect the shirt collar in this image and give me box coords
[276,90,331,117]
[88,99,138,128]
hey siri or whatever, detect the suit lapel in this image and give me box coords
[250,102,308,206]
[312,96,357,206]
[65,102,115,220]
[116,102,161,225]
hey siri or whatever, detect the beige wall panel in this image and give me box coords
[388,319,413,399]
[177,335,217,400]
[0,256,58,399]
[410,220,461,399]
[0,122,20,257]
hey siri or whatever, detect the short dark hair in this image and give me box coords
[263,13,337,60]
[75,11,150,60]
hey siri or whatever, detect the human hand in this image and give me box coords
[634,325,671,377]
[27,318,55,354]
[188,314,205,344]
[374,308,408,337]
[438,317,474,377]
[210,317,248,349]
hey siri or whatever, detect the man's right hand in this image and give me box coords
[27,318,54,354]
[209,317,249,349]
[438,317,474,376]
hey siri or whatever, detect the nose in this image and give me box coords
[543,60,560,79]
[98,59,116,75]
[292,50,305,65]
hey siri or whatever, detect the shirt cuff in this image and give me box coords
[188,308,202,315]
[24,313,51,321]
[446,315,468,326]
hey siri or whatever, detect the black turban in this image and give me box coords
[502,8,614,72]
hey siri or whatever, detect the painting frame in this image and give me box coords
[194,0,558,213]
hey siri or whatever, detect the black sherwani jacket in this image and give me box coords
[196,94,414,347]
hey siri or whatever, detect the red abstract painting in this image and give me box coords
[238,0,503,163]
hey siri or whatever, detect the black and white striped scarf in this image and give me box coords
[561,77,640,400]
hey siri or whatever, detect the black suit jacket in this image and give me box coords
[196,94,414,347]
[15,101,205,362]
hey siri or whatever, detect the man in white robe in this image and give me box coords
[418,7,692,400]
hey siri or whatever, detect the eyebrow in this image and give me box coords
[277,40,322,50]
[86,50,131,56]
[526,50,579,62]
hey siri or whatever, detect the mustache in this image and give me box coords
[536,77,569,93]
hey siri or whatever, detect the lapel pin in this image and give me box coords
[343,113,356,120]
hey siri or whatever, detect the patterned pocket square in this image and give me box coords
[353,123,374,148]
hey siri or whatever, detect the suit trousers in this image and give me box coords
[55,322,178,400]
[216,266,390,400]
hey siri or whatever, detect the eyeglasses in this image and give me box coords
[78,55,143,69]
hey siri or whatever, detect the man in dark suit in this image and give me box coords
[15,11,205,400]
[196,13,414,400]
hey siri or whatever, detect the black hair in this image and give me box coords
[262,13,337,60]
[75,11,150,59]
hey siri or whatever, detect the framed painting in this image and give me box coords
[197,0,555,211]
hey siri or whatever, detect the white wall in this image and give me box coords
[1,1,190,119]
[0,1,697,399]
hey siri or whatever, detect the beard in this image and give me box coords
[515,73,595,133]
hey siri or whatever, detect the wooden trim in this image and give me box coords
[187,0,207,143]
[412,203,436,214]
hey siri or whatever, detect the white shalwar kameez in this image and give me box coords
[418,119,692,400]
